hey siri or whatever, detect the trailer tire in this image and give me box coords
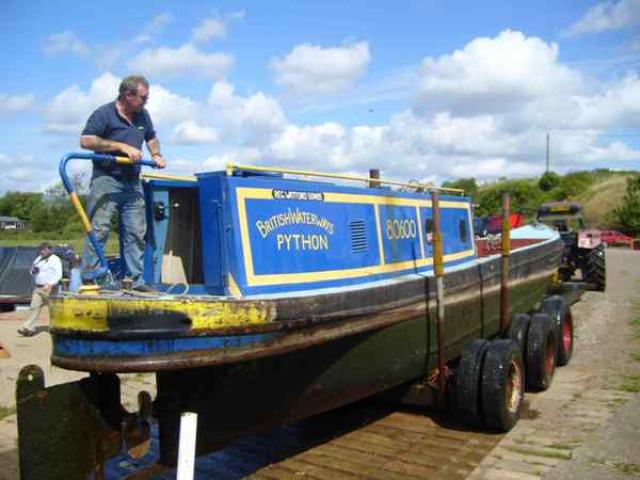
[508,313,531,363]
[480,339,524,432]
[526,313,557,391]
[583,244,606,291]
[456,339,490,426]
[540,296,573,366]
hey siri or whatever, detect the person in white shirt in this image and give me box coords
[17,242,63,337]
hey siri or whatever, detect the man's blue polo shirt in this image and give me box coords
[81,101,156,179]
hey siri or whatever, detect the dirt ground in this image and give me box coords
[0,248,638,479]
[468,248,640,480]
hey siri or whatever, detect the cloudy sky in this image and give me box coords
[0,0,639,193]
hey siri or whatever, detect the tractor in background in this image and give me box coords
[536,201,606,291]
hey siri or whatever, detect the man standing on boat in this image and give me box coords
[79,75,165,292]
[17,242,62,337]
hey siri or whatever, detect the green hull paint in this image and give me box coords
[155,273,552,462]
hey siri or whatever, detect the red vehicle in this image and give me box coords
[600,230,635,248]
[485,212,525,235]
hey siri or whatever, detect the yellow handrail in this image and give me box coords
[141,172,198,183]
[226,164,465,195]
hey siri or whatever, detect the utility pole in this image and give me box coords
[546,132,550,173]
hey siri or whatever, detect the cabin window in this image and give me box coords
[459,219,468,244]
[350,220,367,253]
[424,218,434,243]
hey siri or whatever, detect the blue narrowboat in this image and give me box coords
[43,153,565,466]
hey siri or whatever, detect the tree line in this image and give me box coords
[0,175,87,238]
[444,169,640,235]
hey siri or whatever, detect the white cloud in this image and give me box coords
[0,153,56,193]
[92,14,173,70]
[42,73,199,135]
[271,42,371,94]
[192,18,226,43]
[43,72,120,134]
[129,44,233,79]
[450,158,541,178]
[583,141,640,162]
[270,123,349,168]
[416,30,582,115]
[171,121,219,144]
[134,13,173,44]
[0,94,35,114]
[203,147,264,170]
[564,0,640,37]
[144,85,199,129]
[207,81,287,143]
[571,73,640,128]
[192,11,245,43]
[43,31,90,57]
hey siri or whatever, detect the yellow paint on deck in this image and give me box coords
[49,296,274,332]
[50,298,109,331]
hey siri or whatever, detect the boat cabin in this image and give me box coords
[140,168,475,298]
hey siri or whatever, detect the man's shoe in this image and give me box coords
[17,327,35,337]
[132,284,157,293]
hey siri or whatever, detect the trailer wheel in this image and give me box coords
[456,339,489,426]
[526,313,557,391]
[583,244,606,291]
[480,339,524,432]
[507,313,531,362]
[540,296,573,366]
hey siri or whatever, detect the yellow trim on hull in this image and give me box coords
[49,296,274,332]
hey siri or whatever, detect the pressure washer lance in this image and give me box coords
[59,152,158,293]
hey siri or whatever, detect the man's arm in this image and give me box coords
[146,137,166,168]
[80,135,143,161]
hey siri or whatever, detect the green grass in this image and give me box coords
[545,441,581,450]
[618,374,640,393]
[0,236,120,255]
[575,174,632,228]
[608,398,629,408]
[0,404,16,420]
[590,459,640,476]
[503,445,572,460]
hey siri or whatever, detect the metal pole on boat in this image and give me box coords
[369,169,380,188]
[500,192,511,336]
[431,190,448,398]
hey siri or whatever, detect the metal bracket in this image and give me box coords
[16,365,150,480]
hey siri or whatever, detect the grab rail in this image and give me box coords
[226,163,465,195]
[59,152,157,281]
